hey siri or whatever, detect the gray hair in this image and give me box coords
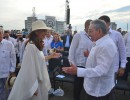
[90,19,107,34]
[0,27,4,34]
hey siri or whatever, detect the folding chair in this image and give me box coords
[50,56,74,90]
[115,73,130,95]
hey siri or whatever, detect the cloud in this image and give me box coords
[0,0,130,32]
[103,5,130,13]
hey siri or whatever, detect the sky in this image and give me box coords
[0,0,130,32]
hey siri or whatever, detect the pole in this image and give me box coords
[65,0,70,27]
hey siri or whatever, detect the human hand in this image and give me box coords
[50,52,61,59]
[118,68,125,76]
[10,72,16,77]
[62,64,77,75]
[34,90,38,96]
[84,49,89,57]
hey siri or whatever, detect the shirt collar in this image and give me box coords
[45,35,53,39]
[83,30,92,41]
[83,30,88,35]
[107,28,112,34]
[82,30,88,36]
[1,39,4,44]
[0,39,4,44]
[95,34,109,46]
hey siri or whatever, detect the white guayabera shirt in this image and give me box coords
[68,31,93,67]
[124,32,130,57]
[0,39,16,78]
[8,43,51,100]
[77,35,117,97]
[108,28,127,72]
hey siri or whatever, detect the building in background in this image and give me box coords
[25,7,65,34]
[25,7,37,32]
[25,16,37,32]
[45,16,65,34]
[25,16,65,34]
[110,22,117,30]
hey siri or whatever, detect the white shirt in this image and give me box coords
[43,36,53,65]
[68,31,93,67]
[0,39,16,78]
[108,28,127,72]
[44,35,53,50]
[124,32,130,57]
[5,36,16,46]
[77,35,117,97]
[15,40,24,57]
[20,39,27,64]
[65,35,70,47]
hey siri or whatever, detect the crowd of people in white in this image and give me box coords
[0,15,130,100]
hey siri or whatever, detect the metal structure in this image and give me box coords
[65,0,70,25]
[32,7,37,22]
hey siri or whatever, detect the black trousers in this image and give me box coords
[48,58,61,71]
[16,54,19,67]
[84,88,115,100]
[64,47,70,51]
[121,57,130,80]
[73,66,84,100]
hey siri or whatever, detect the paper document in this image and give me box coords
[56,75,65,78]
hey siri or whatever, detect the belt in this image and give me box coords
[77,66,85,68]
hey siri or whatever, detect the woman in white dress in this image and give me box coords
[8,20,59,100]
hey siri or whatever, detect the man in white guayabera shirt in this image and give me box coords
[123,32,130,80]
[63,19,117,100]
[68,20,93,100]
[99,15,127,77]
[0,27,16,100]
